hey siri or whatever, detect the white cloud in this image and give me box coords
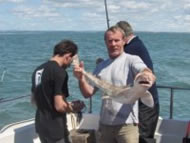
[184,15,190,21]
[108,4,120,13]
[0,0,24,3]
[124,1,150,9]
[84,12,99,18]
[0,0,190,32]
[53,2,78,8]
[13,5,60,19]
[184,4,190,9]
[43,0,102,9]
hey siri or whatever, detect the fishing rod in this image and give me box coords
[104,0,110,28]
[88,0,110,112]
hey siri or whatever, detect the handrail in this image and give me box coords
[88,97,92,113]
[88,85,190,118]
[0,95,30,103]
[157,85,190,119]
[1,85,190,119]
[157,85,190,90]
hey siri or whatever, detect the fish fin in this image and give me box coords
[140,91,154,108]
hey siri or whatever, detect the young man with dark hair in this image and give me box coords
[31,40,85,143]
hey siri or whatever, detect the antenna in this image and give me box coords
[104,0,110,28]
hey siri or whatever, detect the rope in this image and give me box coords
[70,113,76,129]
[69,111,84,130]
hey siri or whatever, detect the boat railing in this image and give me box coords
[0,85,190,119]
[88,85,190,119]
[0,95,30,104]
[156,85,190,119]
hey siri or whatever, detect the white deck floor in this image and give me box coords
[0,113,189,143]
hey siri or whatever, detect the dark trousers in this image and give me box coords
[139,102,159,143]
[38,132,71,143]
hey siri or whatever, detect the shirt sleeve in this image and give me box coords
[53,67,67,96]
[131,55,147,76]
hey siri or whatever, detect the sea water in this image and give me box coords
[0,31,190,128]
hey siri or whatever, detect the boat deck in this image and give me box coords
[0,113,189,143]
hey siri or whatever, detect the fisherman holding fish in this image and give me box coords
[73,26,156,143]
[116,20,159,143]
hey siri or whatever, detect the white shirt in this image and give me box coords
[94,52,147,125]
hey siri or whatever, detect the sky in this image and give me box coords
[0,0,190,32]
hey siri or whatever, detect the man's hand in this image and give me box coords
[73,61,85,81]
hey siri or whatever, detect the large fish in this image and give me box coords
[72,55,155,108]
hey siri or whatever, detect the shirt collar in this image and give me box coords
[127,35,136,44]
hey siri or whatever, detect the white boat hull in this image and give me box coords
[0,113,189,143]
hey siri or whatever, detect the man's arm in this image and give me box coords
[73,61,95,98]
[54,95,85,113]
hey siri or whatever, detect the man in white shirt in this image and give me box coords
[73,26,155,143]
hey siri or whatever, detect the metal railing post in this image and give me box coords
[157,85,190,119]
[88,97,92,113]
[169,88,174,119]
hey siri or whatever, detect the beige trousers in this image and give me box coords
[99,123,139,143]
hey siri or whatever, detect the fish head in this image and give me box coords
[134,68,156,91]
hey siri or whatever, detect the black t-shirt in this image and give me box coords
[31,61,69,139]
